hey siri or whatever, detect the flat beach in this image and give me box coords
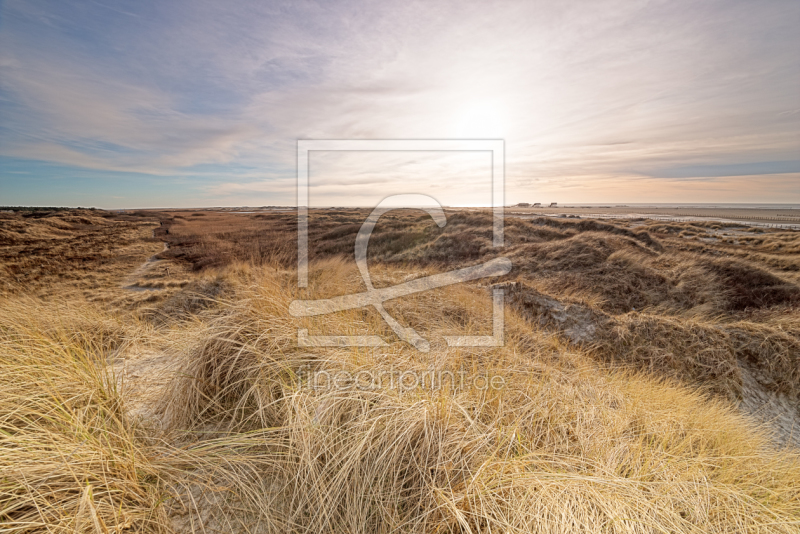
[503,205,800,227]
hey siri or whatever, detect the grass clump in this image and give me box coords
[0,301,172,532]
[3,209,800,532]
[157,263,800,533]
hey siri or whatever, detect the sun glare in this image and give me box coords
[453,101,506,138]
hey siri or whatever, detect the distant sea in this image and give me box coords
[567,203,800,209]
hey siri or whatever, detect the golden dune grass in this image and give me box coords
[0,211,164,300]
[0,298,173,532]
[2,210,800,532]
[153,260,800,533]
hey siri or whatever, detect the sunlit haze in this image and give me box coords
[1,0,798,207]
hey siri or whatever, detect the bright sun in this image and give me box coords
[454,101,506,138]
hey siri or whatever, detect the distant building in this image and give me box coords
[515,202,530,207]
[532,203,541,207]
[549,202,558,207]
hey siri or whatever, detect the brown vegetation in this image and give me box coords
[2,207,800,532]
[0,210,164,299]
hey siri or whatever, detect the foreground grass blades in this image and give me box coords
[0,302,172,532]
[2,209,800,533]
[159,264,800,533]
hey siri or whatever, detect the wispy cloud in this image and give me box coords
[1,0,798,207]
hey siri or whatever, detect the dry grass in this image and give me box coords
[0,210,164,300]
[155,211,298,270]
[153,209,800,314]
[154,261,800,533]
[0,297,287,533]
[0,298,174,532]
[2,208,800,532]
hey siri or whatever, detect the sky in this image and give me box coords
[0,0,798,208]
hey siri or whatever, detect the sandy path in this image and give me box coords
[113,348,179,426]
[739,366,800,449]
[122,241,169,291]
